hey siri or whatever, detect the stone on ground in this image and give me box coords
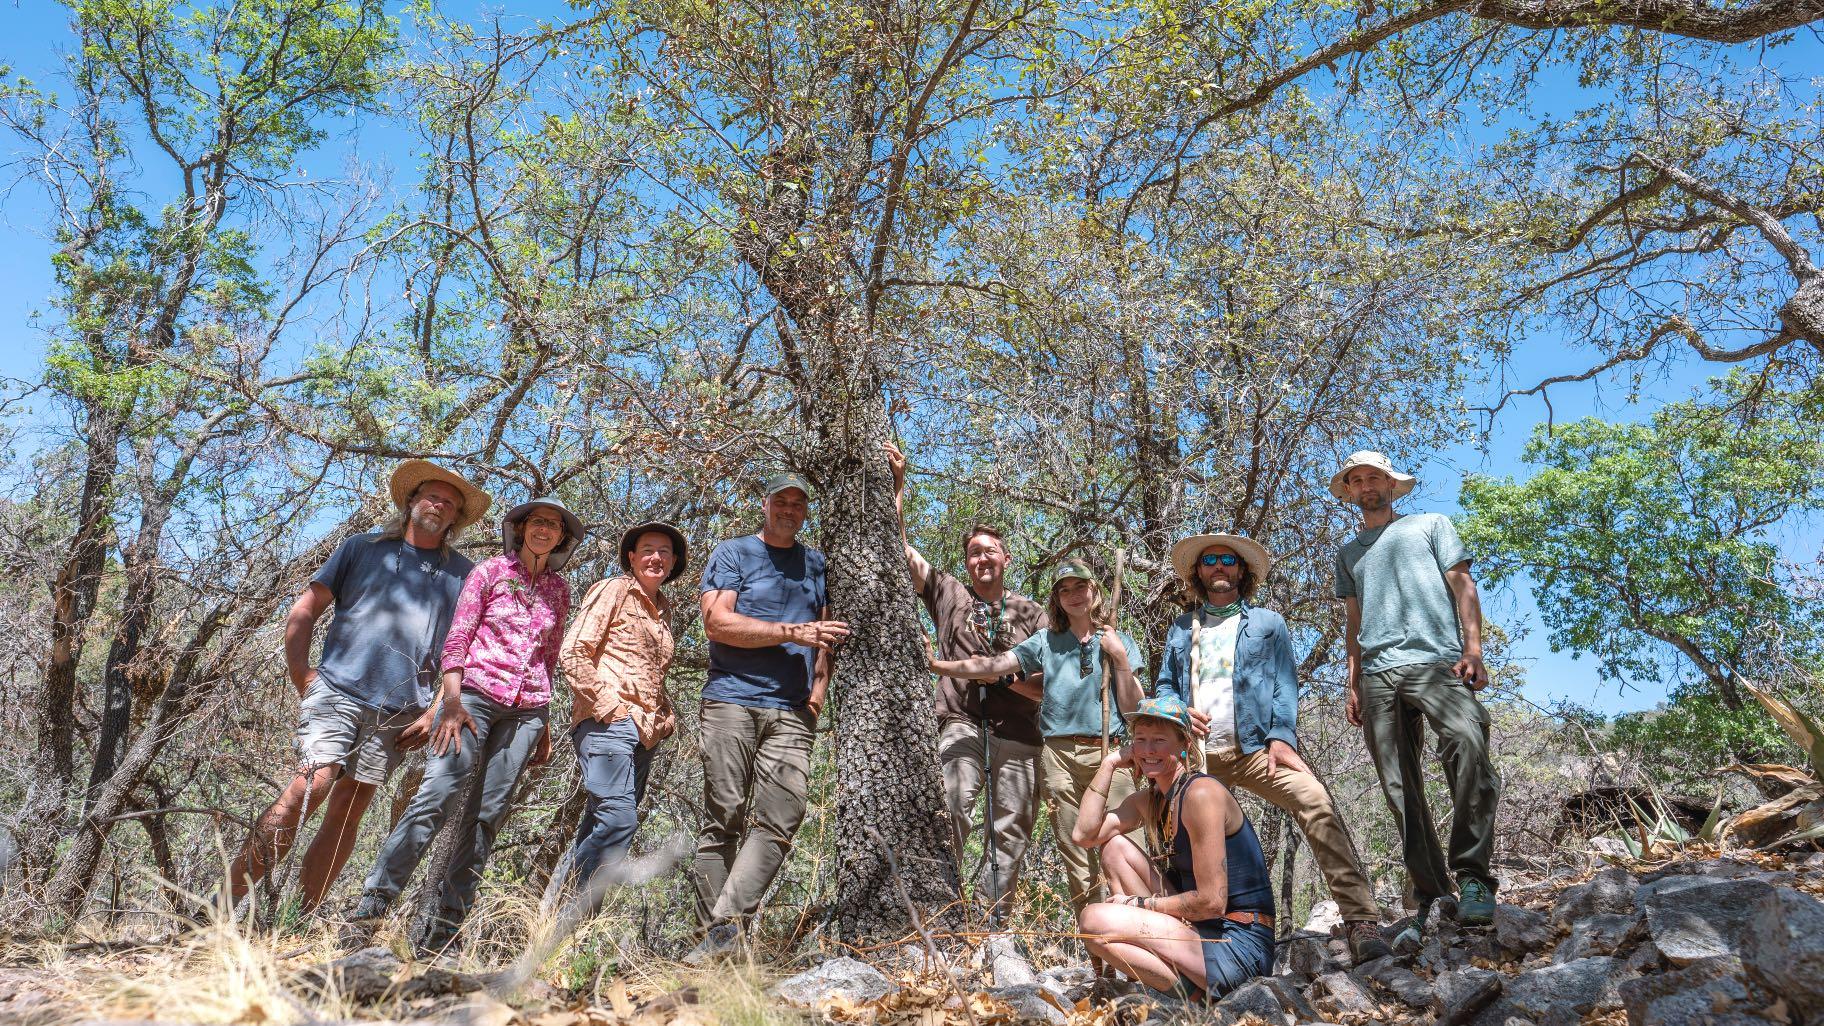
[775,957,896,1008]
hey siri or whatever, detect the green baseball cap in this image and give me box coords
[1050,560,1099,588]
[763,472,813,500]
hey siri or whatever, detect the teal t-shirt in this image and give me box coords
[1334,512,1470,673]
[1012,628,1147,739]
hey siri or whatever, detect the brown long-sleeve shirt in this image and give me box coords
[559,575,676,747]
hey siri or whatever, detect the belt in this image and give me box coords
[1051,734,1113,745]
[1223,910,1273,928]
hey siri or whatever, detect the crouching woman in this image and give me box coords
[1073,695,1275,1002]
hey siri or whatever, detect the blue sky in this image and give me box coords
[2,0,1816,717]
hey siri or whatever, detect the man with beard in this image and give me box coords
[225,460,487,914]
[1155,532,1390,963]
[1332,451,1499,936]
[686,472,849,962]
[885,442,1045,921]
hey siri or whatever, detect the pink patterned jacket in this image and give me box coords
[440,552,572,708]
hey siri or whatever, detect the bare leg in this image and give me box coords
[227,764,343,906]
[1079,902,1211,991]
[296,777,378,911]
[1100,834,1166,899]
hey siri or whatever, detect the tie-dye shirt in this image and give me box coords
[441,552,572,708]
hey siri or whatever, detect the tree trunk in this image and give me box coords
[809,342,958,941]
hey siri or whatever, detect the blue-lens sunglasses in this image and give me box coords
[1199,553,1241,567]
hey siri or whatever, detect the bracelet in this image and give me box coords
[1089,784,1109,797]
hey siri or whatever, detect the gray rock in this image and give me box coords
[992,950,1039,987]
[1640,876,1774,965]
[292,946,402,1005]
[1254,976,1318,1023]
[1310,971,1378,1019]
[1475,956,1616,1026]
[1212,978,1293,1026]
[1436,966,1503,1026]
[1358,955,1436,1009]
[985,984,1068,1025]
[1740,885,1824,1024]
[1302,899,1345,935]
[1551,868,1637,925]
[1639,858,1778,884]
[1617,955,1751,1026]
[776,957,896,1008]
[1555,912,1641,962]
[1279,932,1335,979]
[1036,965,1095,1004]
[1494,903,1555,954]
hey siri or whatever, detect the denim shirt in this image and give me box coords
[1154,604,1300,754]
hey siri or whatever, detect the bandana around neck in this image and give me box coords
[1202,601,1243,620]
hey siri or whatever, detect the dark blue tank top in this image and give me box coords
[1158,773,1275,925]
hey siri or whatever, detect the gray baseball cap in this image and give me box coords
[764,471,813,499]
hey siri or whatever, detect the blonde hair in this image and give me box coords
[1045,576,1110,632]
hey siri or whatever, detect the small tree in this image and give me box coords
[1459,374,1824,765]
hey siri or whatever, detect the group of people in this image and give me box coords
[221,443,1501,1004]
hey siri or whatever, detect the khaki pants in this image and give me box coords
[1041,737,1139,910]
[1202,745,1380,922]
[692,700,817,928]
[938,719,1040,913]
[1361,661,1500,904]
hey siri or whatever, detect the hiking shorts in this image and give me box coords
[294,678,420,785]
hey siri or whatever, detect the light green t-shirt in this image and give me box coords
[1012,628,1147,739]
[1334,512,1470,673]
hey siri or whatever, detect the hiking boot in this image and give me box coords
[1457,879,1495,927]
[1389,900,1432,953]
[349,892,391,922]
[1345,920,1392,964]
[416,915,463,955]
[682,921,742,966]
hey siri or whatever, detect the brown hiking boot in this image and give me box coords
[1346,920,1392,963]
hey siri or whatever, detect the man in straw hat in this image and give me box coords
[884,442,1045,924]
[224,459,488,913]
[1331,450,1499,935]
[1157,531,1391,963]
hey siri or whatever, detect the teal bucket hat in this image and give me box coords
[1124,695,1195,736]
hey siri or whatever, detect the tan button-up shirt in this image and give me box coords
[559,576,676,747]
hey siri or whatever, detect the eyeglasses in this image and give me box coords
[523,516,565,531]
[1198,553,1241,568]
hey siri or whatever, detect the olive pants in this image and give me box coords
[1360,661,1500,905]
[1040,737,1139,910]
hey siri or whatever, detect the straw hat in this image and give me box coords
[1328,450,1416,501]
[388,459,491,531]
[1168,532,1272,586]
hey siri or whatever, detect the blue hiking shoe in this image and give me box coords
[1458,878,1495,927]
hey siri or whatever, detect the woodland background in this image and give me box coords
[0,0,1820,965]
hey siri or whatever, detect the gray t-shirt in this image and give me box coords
[312,533,475,712]
[1334,513,1469,673]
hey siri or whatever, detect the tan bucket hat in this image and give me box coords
[1169,533,1272,586]
[389,459,492,531]
[1328,450,1416,501]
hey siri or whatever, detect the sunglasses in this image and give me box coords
[1199,553,1241,568]
[1078,643,1094,679]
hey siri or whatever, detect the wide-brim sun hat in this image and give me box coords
[1328,450,1416,501]
[389,459,492,531]
[502,496,586,571]
[1124,695,1195,736]
[1169,532,1272,586]
[619,520,690,584]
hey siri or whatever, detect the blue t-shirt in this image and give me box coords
[311,533,475,712]
[700,534,829,710]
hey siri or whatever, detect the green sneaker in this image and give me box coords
[1458,878,1495,926]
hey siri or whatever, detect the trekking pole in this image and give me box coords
[1099,548,1125,758]
[979,681,998,931]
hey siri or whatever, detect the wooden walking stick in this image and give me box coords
[1099,548,1125,758]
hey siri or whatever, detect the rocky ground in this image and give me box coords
[4,847,1822,1026]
